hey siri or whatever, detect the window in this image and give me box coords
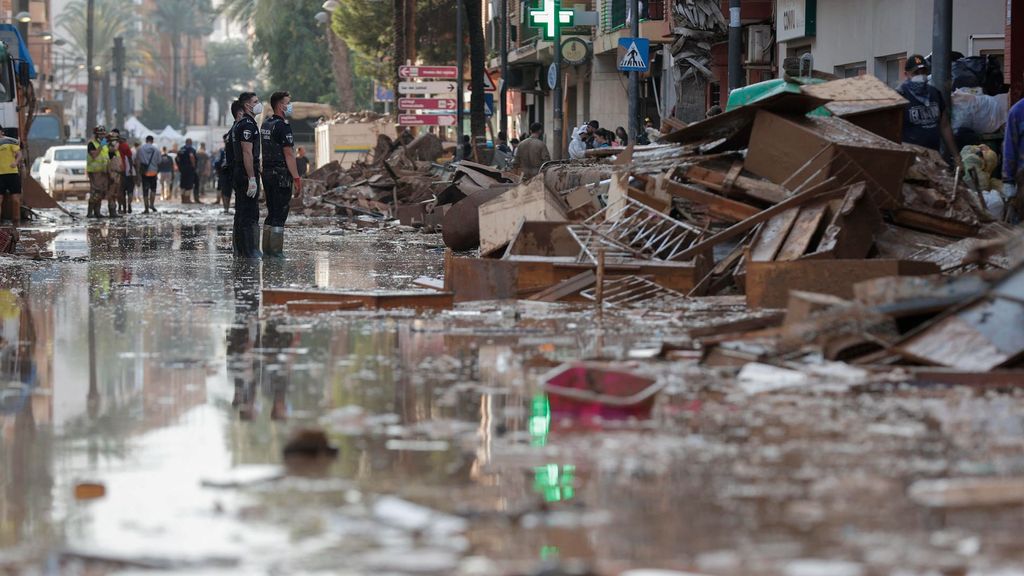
[875,54,906,89]
[55,148,87,162]
[29,116,61,140]
[0,59,14,104]
[834,62,866,79]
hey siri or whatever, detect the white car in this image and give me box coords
[40,145,89,200]
[30,156,41,181]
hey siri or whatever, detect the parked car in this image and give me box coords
[30,156,41,181]
[39,145,89,200]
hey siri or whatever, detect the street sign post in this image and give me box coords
[398,97,457,111]
[398,81,459,96]
[398,114,457,127]
[399,65,459,79]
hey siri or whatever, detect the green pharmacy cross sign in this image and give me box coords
[528,0,574,40]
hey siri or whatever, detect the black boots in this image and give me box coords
[233,223,262,259]
[261,226,284,258]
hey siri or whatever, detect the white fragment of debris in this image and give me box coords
[783,559,865,576]
[907,477,1024,508]
[372,495,467,536]
[385,439,450,451]
[360,547,461,573]
[199,465,284,488]
[737,363,809,394]
[802,362,870,384]
[621,570,716,576]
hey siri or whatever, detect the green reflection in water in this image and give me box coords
[529,393,550,447]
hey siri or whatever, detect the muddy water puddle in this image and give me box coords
[0,212,1022,575]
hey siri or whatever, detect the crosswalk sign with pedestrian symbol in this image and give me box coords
[617,37,650,72]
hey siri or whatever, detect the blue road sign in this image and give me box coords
[462,93,495,116]
[374,82,395,103]
[617,37,650,72]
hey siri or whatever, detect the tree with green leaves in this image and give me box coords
[219,0,337,105]
[139,92,180,130]
[192,40,255,125]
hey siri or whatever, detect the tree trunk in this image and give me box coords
[171,39,180,120]
[463,0,486,140]
[327,31,356,111]
[203,95,210,126]
[393,0,406,119]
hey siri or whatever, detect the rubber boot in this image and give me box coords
[261,225,273,256]
[108,203,120,218]
[87,200,98,218]
[268,226,285,257]
[250,224,263,259]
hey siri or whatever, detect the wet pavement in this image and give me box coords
[1,202,1023,575]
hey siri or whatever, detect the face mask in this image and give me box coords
[284,103,294,117]
[911,75,928,83]
[251,102,264,115]
[100,138,108,146]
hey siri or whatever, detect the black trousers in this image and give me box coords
[233,172,261,227]
[141,175,157,198]
[262,168,292,227]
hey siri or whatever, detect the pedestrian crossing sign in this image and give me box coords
[617,37,650,72]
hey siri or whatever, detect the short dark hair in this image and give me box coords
[230,100,244,118]
[238,92,257,104]
[498,131,507,141]
[270,91,290,111]
[146,135,154,142]
[588,120,599,130]
[529,122,543,134]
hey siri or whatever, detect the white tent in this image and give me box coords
[155,125,184,149]
[123,115,153,140]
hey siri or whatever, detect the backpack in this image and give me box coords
[158,154,173,172]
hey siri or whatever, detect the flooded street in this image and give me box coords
[1,204,1022,575]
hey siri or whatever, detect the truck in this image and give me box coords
[0,24,62,212]
[26,100,69,162]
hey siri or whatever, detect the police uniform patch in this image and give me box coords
[243,130,252,140]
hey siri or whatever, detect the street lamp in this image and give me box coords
[322,0,340,10]
[14,11,31,24]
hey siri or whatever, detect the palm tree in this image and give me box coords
[151,0,215,119]
[57,0,155,74]
[192,40,255,125]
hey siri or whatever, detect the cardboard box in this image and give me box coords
[478,179,568,256]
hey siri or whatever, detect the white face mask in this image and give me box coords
[911,75,928,83]
[251,102,264,115]
[284,103,294,117]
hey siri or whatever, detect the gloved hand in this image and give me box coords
[247,177,258,198]
[293,177,302,198]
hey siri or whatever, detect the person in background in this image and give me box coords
[137,135,160,214]
[111,129,134,214]
[897,54,962,170]
[568,125,588,159]
[177,138,198,204]
[86,125,111,218]
[157,146,174,200]
[594,129,613,149]
[0,124,22,228]
[219,100,244,214]
[196,143,211,200]
[496,131,511,155]
[461,135,472,161]
[232,91,264,259]
[295,146,310,178]
[511,122,550,180]
[615,126,629,147]
[105,130,123,219]
[259,90,302,257]
[510,138,520,155]
[585,120,600,149]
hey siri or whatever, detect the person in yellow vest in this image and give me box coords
[0,125,23,228]
[86,125,112,218]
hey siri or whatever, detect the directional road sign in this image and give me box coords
[399,65,458,79]
[617,37,650,72]
[398,81,459,96]
[398,97,457,111]
[398,114,457,127]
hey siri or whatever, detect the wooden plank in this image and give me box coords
[891,209,980,239]
[652,180,761,222]
[528,271,597,302]
[672,178,844,263]
[776,202,830,261]
[264,289,453,310]
[745,259,942,309]
[749,209,800,262]
[680,164,788,204]
[287,300,365,314]
[688,312,786,339]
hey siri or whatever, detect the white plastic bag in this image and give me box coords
[951,88,1009,133]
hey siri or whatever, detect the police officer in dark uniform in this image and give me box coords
[231,92,263,258]
[219,100,244,214]
[259,91,302,257]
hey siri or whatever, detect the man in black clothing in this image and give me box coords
[232,92,264,259]
[295,147,310,177]
[220,100,244,214]
[259,90,302,257]
[177,138,198,203]
[897,54,963,170]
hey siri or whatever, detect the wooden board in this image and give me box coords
[749,208,800,262]
[478,179,568,256]
[746,259,942,309]
[528,271,596,302]
[263,289,454,311]
[680,164,787,204]
[776,202,830,261]
[656,180,761,222]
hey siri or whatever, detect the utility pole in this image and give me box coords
[627,0,639,143]
[86,0,96,133]
[456,0,464,158]
[931,0,953,111]
[499,0,508,138]
[16,0,28,45]
[728,0,743,91]
[114,37,125,132]
[552,0,563,159]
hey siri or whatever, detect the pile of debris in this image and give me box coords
[431,74,1023,375]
